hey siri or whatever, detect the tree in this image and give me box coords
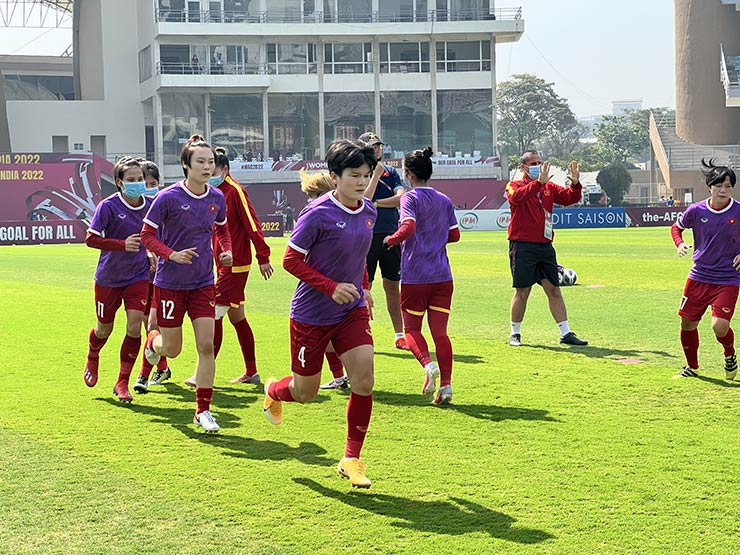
[497,74,578,159]
[593,107,674,166]
[596,165,633,206]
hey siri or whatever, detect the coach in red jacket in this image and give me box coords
[506,149,588,347]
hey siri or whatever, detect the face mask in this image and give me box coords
[527,165,540,180]
[142,186,159,198]
[208,176,224,187]
[122,181,147,199]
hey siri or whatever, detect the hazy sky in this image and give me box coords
[0,0,676,117]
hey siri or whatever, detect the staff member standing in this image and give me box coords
[506,150,588,348]
[359,132,409,351]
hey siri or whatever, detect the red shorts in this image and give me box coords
[154,285,216,328]
[290,307,373,376]
[215,270,249,308]
[400,281,454,325]
[144,282,156,314]
[94,280,149,324]
[678,278,739,322]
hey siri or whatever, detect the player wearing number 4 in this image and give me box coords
[506,150,588,348]
[182,147,273,388]
[140,135,233,433]
[671,159,740,380]
[83,157,158,402]
[263,140,377,488]
[383,147,460,405]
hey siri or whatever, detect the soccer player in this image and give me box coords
[671,158,740,380]
[299,169,350,391]
[359,132,410,351]
[182,147,273,387]
[84,156,155,402]
[140,135,233,433]
[384,147,460,404]
[263,140,377,488]
[132,160,172,393]
[506,150,588,347]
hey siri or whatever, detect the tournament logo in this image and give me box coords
[459,212,479,230]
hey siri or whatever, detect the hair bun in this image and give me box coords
[189,134,205,142]
[215,147,227,156]
[422,147,433,159]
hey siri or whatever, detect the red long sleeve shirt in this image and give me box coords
[505,176,583,243]
[214,175,271,273]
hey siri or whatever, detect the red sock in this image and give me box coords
[268,376,295,402]
[118,334,141,383]
[325,351,345,379]
[140,357,154,379]
[157,356,169,371]
[429,311,452,387]
[234,318,257,376]
[214,318,224,358]
[405,330,432,367]
[681,328,700,369]
[345,392,373,459]
[87,328,108,371]
[717,327,735,357]
[196,387,213,414]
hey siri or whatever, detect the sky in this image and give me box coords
[0,0,676,117]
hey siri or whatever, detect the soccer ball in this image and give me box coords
[557,264,565,285]
[560,268,578,286]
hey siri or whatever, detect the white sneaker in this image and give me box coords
[433,385,452,405]
[422,362,440,396]
[319,376,349,390]
[194,410,220,433]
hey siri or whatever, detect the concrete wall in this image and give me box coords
[675,0,740,144]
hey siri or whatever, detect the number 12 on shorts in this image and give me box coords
[161,299,175,320]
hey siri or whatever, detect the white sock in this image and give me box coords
[557,320,571,337]
[510,322,522,336]
[395,332,405,340]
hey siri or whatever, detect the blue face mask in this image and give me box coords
[527,165,540,180]
[208,176,224,187]
[122,181,147,199]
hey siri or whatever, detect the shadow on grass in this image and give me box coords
[375,350,486,365]
[147,382,259,410]
[523,344,676,360]
[372,390,560,423]
[697,375,740,388]
[294,478,554,544]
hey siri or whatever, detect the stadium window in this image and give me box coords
[139,46,152,83]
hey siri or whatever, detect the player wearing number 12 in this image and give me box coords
[671,159,740,380]
[83,157,157,402]
[263,140,377,488]
[140,135,233,433]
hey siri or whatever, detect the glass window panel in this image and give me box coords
[268,93,320,160]
[161,93,206,164]
[211,94,264,158]
[338,0,371,22]
[482,40,491,59]
[380,91,432,155]
[437,89,492,156]
[324,92,375,144]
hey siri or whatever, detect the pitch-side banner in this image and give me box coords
[455,209,511,231]
[231,155,501,172]
[0,152,107,245]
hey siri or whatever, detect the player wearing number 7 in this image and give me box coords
[83,157,157,402]
[140,135,233,433]
[263,139,377,488]
[671,158,740,380]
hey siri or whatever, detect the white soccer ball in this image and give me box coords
[561,268,577,286]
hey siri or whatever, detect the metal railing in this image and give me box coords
[155,7,521,25]
[157,61,269,76]
[720,43,740,91]
[0,0,72,28]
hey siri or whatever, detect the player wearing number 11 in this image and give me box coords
[506,150,588,348]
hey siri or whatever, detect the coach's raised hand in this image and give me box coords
[169,247,198,264]
[538,161,552,185]
[567,161,580,186]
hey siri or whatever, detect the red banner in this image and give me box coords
[0,152,113,245]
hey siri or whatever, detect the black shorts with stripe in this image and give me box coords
[509,240,560,288]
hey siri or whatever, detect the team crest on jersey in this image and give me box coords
[543,190,551,196]
[118,214,127,219]
[366,219,374,228]
[181,204,191,211]
[209,205,217,213]
[729,218,737,225]
[336,221,347,229]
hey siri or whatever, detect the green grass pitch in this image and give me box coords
[1,228,740,555]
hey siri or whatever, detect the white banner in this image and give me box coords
[455,209,510,232]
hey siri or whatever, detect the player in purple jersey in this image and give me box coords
[83,157,157,402]
[263,140,378,488]
[385,147,461,404]
[671,159,740,380]
[140,135,233,433]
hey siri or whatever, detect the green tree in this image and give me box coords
[596,165,633,206]
[593,107,674,166]
[497,74,578,160]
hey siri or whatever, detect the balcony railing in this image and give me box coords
[157,60,269,76]
[155,7,522,25]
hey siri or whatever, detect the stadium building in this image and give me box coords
[1,0,524,217]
